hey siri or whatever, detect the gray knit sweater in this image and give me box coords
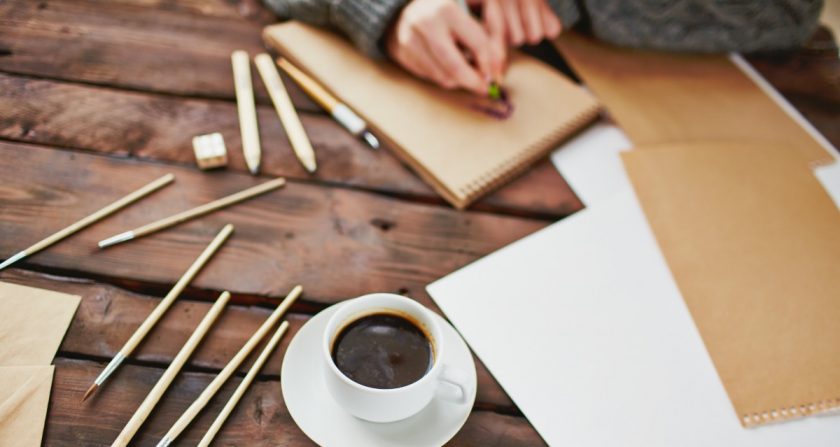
[263,0,823,58]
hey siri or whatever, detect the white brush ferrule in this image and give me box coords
[331,104,366,135]
[0,251,26,271]
[95,353,126,386]
[98,231,135,248]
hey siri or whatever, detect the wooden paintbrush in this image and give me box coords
[82,224,233,402]
[155,285,303,447]
[110,291,231,447]
[0,173,173,272]
[197,320,290,447]
[97,177,284,248]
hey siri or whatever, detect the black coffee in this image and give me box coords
[331,312,433,389]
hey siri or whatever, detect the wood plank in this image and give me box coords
[0,141,547,305]
[0,0,302,104]
[0,73,581,218]
[745,28,840,153]
[0,268,515,409]
[48,358,545,446]
[108,0,277,23]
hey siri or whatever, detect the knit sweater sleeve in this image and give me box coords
[561,0,823,53]
[263,0,408,58]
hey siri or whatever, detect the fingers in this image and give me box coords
[519,0,544,44]
[539,0,562,38]
[446,4,495,87]
[424,21,488,94]
[500,0,525,46]
[482,0,508,81]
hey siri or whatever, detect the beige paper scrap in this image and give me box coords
[0,281,81,366]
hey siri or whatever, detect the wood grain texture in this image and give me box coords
[0,0,292,103]
[745,28,840,153]
[0,269,516,409]
[47,358,544,446]
[0,141,547,305]
[0,73,582,217]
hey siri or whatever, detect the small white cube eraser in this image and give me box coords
[192,133,228,170]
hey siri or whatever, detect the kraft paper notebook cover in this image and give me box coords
[0,281,81,366]
[553,33,834,167]
[623,142,840,427]
[264,22,599,209]
[0,365,54,447]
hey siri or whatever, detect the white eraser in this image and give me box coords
[192,133,228,170]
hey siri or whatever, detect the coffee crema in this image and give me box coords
[331,312,433,389]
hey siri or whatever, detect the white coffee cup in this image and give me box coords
[322,293,472,423]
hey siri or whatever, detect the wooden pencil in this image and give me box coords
[0,173,173,271]
[232,50,261,174]
[254,53,317,173]
[155,285,303,447]
[97,177,284,248]
[196,320,290,447]
[110,291,231,447]
[83,224,234,402]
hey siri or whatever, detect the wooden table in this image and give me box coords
[0,1,837,445]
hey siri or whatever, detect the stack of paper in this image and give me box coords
[427,190,840,445]
[0,281,80,446]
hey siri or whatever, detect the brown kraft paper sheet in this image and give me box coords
[622,141,840,427]
[554,33,834,167]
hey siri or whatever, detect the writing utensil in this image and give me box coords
[254,53,317,173]
[276,58,380,150]
[156,285,303,447]
[455,0,502,98]
[196,320,290,447]
[97,177,284,248]
[232,50,261,174]
[83,224,233,402]
[110,291,231,447]
[0,173,173,272]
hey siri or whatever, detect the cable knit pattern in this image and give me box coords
[581,0,823,52]
[263,0,407,58]
[263,0,823,55]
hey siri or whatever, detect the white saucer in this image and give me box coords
[281,302,477,447]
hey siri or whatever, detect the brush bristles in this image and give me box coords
[82,383,98,402]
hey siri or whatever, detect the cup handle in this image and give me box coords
[436,365,472,404]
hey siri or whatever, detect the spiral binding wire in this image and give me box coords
[457,105,601,203]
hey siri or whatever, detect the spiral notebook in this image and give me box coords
[264,22,599,208]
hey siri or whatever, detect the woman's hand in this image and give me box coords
[385,0,502,94]
[481,0,562,51]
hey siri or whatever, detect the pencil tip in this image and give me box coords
[82,383,98,402]
[248,163,260,175]
[305,160,317,174]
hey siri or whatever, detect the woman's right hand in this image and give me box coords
[385,0,503,95]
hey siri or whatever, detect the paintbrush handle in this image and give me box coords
[158,285,303,445]
[24,173,173,256]
[255,54,317,173]
[277,58,339,111]
[130,178,284,239]
[197,320,290,447]
[117,224,233,358]
[111,291,231,447]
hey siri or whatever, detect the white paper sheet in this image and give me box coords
[427,191,840,446]
[550,121,631,206]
